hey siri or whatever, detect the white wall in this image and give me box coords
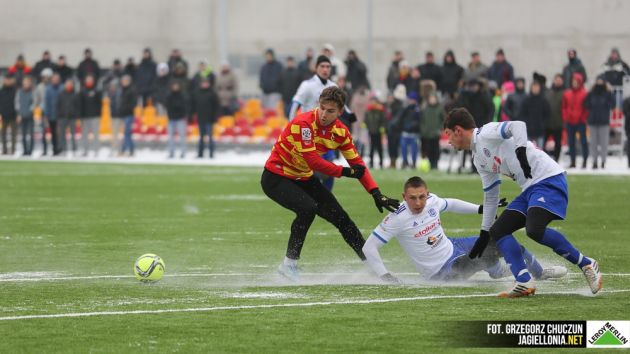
[1,0,629,93]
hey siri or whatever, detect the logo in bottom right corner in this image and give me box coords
[587,321,630,348]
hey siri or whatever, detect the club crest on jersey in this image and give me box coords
[483,148,491,158]
[428,208,437,217]
[301,128,312,145]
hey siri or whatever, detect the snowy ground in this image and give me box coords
[1,145,629,175]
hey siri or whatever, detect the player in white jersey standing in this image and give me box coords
[443,108,602,297]
[362,176,566,283]
[289,55,356,191]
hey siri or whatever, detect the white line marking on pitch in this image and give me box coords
[0,289,629,322]
[1,272,628,282]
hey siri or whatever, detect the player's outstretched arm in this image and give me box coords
[363,236,401,284]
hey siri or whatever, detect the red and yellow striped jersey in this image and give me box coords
[264,109,378,192]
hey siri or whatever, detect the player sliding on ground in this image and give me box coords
[443,108,602,298]
[261,86,399,281]
[362,176,567,284]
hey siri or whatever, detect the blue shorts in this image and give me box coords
[431,236,478,280]
[507,173,568,219]
[322,150,335,161]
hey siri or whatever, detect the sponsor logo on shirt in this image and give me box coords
[414,219,441,238]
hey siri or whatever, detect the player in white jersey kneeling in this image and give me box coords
[443,108,602,298]
[362,176,567,284]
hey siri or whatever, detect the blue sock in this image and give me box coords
[496,235,531,282]
[521,246,544,279]
[539,228,591,268]
[322,176,334,191]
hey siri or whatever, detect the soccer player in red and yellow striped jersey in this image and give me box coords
[261,86,399,281]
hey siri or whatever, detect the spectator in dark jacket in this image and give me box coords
[57,79,80,154]
[386,85,406,168]
[167,49,189,77]
[124,57,137,80]
[464,51,488,82]
[44,73,64,155]
[584,78,615,169]
[345,50,370,90]
[15,76,36,155]
[33,51,55,83]
[504,77,527,121]
[601,48,630,87]
[153,63,171,116]
[545,74,565,161]
[55,55,74,83]
[364,95,386,168]
[455,79,493,173]
[166,81,189,158]
[280,56,302,118]
[487,48,514,87]
[259,48,283,110]
[119,75,138,156]
[397,91,422,169]
[101,59,123,91]
[386,50,404,93]
[78,75,103,156]
[192,77,219,158]
[0,76,18,155]
[191,60,215,94]
[417,52,442,91]
[77,48,101,83]
[562,49,587,89]
[420,93,444,170]
[441,50,464,97]
[623,96,630,168]
[297,47,315,81]
[520,81,550,147]
[135,48,157,106]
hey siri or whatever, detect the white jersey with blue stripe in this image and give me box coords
[471,121,565,193]
[372,194,454,278]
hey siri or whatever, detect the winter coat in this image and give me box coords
[280,67,301,103]
[396,103,421,134]
[56,90,80,119]
[602,58,630,86]
[623,97,630,137]
[216,71,239,108]
[8,64,32,85]
[441,53,464,95]
[520,93,550,138]
[464,62,489,82]
[15,89,35,118]
[562,73,588,125]
[545,85,564,130]
[107,86,122,118]
[44,84,63,121]
[387,61,401,91]
[119,85,138,117]
[584,88,614,126]
[135,58,157,96]
[487,61,514,87]
[55,65,74,83]
[79,87,103,118]
[77,58,101,82]
[420,103,444,139]
[166,91,188,119]
[562,58,587,89]
[364,103,385,135]
[456,89,493,128]
[259,60,283,94]
[504,89,527,121]
[192,87,219,124]
[345,58,370,89]
[417,63,442,91]
[33,59,55,81]
[0,86,17,121]
[153,75,171,106]
[34,82,47,111]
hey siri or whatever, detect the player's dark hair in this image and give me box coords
[319,86,347,110]
[404,176,427,191]
[444,107,477,130]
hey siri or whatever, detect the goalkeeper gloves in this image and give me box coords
[340,165,366,179]
[515,146,532,179]
[469,230,490,259]
[371,188,400,213]
[478,198,508,214]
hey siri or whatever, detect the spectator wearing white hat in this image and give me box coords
[322,43,346,81]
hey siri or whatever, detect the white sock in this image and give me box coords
[283,257,297,267]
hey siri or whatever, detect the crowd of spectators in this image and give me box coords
[0,45,629,169]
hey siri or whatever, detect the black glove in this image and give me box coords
[347,112,357,123]
[478,198,508,214]
[340,165,366,179]
[515,146,532,179]
[380,273,402,284]
[371,188,400,213]
[469,230,490,259]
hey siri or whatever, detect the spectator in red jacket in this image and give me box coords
[8,54,32,86]
[562,73,589,168]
